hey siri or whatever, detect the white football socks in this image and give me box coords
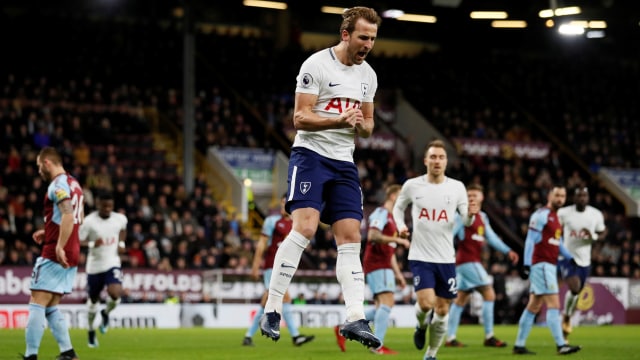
[336,242,365,321]
[264,230,309,314]
[426,313,448,358]
[564,290,579,317]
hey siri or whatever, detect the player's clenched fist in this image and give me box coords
[32,229,45,245]
[338,108,363,128]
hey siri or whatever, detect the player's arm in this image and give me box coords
[117,214,128,253]
[452,214,464,245]
[32,228,45,245]
[580,227,607,242]
[355,101,375,138]
[483,214,519,264]
[251,234,268,281]
[391,252,406,289]
[523,211,546,267]
[591,210,608,241]
[392,186,411,238]
[457,185,476,226]
[56,198,75,268]
[368,228,411,248]
[367,228,388,243]
[594,228,607,241]
[78,219,90,247]
[523,229,540,267]
[118,229,127,253]
[558,239,574,260]
[293,92,365,132]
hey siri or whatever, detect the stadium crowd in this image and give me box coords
[1,10,640,311]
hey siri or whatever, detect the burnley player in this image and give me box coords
[343,184,410,354]
[24,147,83,360]
[513,185,581,355]
[392,140,478,360]
[445,183,519,348]
[79,192,128,347]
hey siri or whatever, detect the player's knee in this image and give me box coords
[482,288,496,302]
[87,299,99,312]
[378,292,395,307]
[453,297,467,307]
[435,302,452,316]
[108,290,122,300]
[568,281,582,294]
[417,298,435,312]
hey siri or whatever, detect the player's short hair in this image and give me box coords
[546,183,566,198]
[97,192,114,201]
[340,7,381,34]
[467,183,484,192]
[424,139,446,155]
[38,146,62,165]
[574,186,588,194]
[385,184,402,199]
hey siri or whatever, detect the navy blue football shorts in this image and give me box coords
[286,147,363,225]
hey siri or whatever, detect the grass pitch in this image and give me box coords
[4,325,640,359]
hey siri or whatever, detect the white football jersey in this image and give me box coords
[557,205,605,266]
[293,47,378,162]
[79,211,128,274]
[393,176,470,263]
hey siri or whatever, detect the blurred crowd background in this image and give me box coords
[1,2,639,311]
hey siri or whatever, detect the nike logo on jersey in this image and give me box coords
[329,82,340,87]
[281,263,296,269]
[351,271,363,275]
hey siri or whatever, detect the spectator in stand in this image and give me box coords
[125,239,146,268]
[0,238,6,264]
[33,125,51,149]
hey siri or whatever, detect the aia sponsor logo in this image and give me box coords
[418,208,449,222]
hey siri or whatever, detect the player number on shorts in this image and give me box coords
[112,268,123,281]
[448,277,458,295]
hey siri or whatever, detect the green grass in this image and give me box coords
[4,325,640,359]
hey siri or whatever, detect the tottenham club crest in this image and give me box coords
[300,182,311,195]
[361,82,369,97]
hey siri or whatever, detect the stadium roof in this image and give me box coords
[3,0,639,52]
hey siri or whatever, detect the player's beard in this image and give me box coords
[40,168,52,182]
